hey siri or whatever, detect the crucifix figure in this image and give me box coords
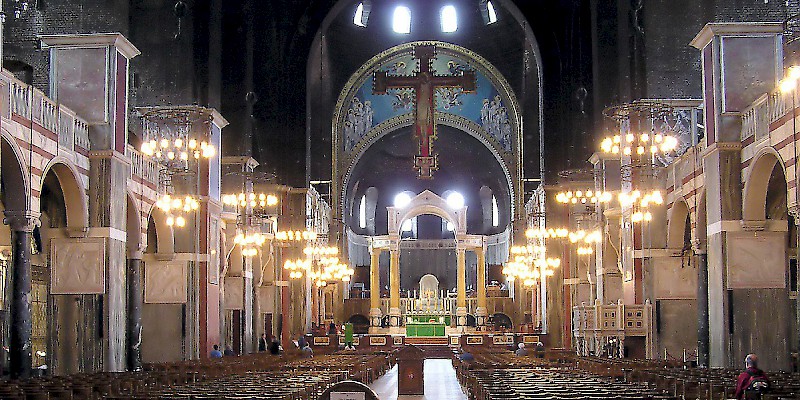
[373,45,476,179]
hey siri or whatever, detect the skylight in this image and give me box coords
[354,3,365,27]
[487,1,498,24]
[441,5,457,33]
[393,6,411,34]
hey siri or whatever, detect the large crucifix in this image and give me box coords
[373,45,476,179]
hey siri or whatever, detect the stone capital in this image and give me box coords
[3,211,39,232]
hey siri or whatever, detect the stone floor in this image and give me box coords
[368,358,468,400]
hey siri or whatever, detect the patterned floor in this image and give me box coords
[368,359,468,400]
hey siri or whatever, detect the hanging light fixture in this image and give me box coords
[139,106,218,229]
[139,107,217,172]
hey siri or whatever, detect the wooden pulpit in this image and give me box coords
[396,345,425,395]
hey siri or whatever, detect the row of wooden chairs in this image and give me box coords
[464,368,678,400]
[0,349,396,399]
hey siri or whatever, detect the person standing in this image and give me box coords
[258,334,268,352]
[734,354,770,400]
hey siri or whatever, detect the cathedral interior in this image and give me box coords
[1,0,800,398]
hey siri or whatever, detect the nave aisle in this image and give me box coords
[369,358,468,400]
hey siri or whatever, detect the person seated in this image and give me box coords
[735,354,770,400]
[535,341,545,358]
[268,338,281,355]
[223,344,235,357]
[515,342,528,356]
[459,348,475,362]
[209,344,223,359]
[301,343,314,358]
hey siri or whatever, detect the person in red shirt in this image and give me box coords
[734,354,770,400]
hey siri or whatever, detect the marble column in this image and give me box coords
[475,248,488,326]
[6,214,36,379]
[243,255,254,354]
[369,248,382,328]
[694,242,709,367]
[126,253,143,371]
[389,247,400,326]
[456,248,467,326]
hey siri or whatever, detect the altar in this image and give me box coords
[405,321,447,337]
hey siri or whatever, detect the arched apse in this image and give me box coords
[40,160,88,230]
[347,126,510,236]
[306,0,544,185]
[332,41,522,231]
[743,150,786,222]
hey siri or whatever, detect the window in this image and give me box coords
[402,218,413,232]
[354,3,366,27]
[359,195,367,228]
[393,6,411,34]
[487,1,497,24]
[446,221,454,231]
[492,195,499,227]
[440,5,457,33]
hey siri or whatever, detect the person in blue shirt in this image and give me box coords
[210,344,223,359]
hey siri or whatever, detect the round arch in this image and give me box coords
[328,40,527,228]
[40,159,88,230]
[743,150,786,222]
[695,191,707,251]
[1,132,30,214]
[666,199,690,249]
[388,190,465,235]
[126,192,142,256]
[146,205,175,255]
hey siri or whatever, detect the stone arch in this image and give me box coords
[1,132,30,214]
[666,199,690,249]
[146,205,175,255]
[694,191,707,251]
[40,159,88,230]
[743,150,786,222]
[126,192,142,256]
[491,312,513,329]
[389,190,465,235]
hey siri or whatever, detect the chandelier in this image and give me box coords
[275,230,318,242]
[504,245,560,287]
[139,107,217,229]
[233,231,267,258]
[155,194,199,227]
[556,190,613,205]
[139,107,217,172]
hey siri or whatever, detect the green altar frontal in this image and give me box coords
[405,315,449,337]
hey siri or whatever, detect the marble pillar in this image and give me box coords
[695,244,709,367]
[475,248,487,326]
[389,248,400,326]
[369,249,382,328]
[6,214,35,379]
[456,248,467,326]
[126,255,143,371]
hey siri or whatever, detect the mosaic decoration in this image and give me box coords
[342,48,513,155]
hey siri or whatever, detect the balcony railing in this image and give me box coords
[126,145,160,185]
[741,89,793,144]
[3,70,90,152]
